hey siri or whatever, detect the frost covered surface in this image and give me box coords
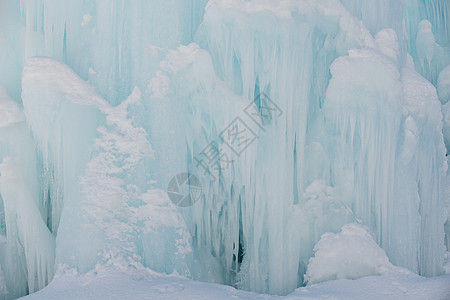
[0,0,449,299]
[22,268,450,300]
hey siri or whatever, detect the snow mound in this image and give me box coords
[305,223,394,285]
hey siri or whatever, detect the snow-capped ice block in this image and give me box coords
[324,45,446,277]
[304,223,394,284]
[323,47,411,270]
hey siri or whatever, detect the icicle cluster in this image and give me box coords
[0,0,448,298]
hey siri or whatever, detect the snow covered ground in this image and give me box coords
[22,268,450,300]
[21,234,450,299]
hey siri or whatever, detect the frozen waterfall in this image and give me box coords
[0,0,449,298]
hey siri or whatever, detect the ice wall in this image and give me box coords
[0,0,448,298]
[189,0,447,293]
[14,0,210,105]
[21,57,193,278]
[188,0,377,294]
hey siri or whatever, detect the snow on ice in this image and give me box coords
[0,0,449,299]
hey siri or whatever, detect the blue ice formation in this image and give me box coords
[0,0,449,298]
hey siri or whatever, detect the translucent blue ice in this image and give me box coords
[0,0,448,298]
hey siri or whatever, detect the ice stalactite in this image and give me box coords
[401,66,447,276]
[324,47,405,264]
[182,0,447,293]
[17,0,210,105]
[324,43,447,277]
[186,0,379,295]
[0,158,55,296]
[0,86,54,299]
[22,57,103,236]
[0,0,448,298]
